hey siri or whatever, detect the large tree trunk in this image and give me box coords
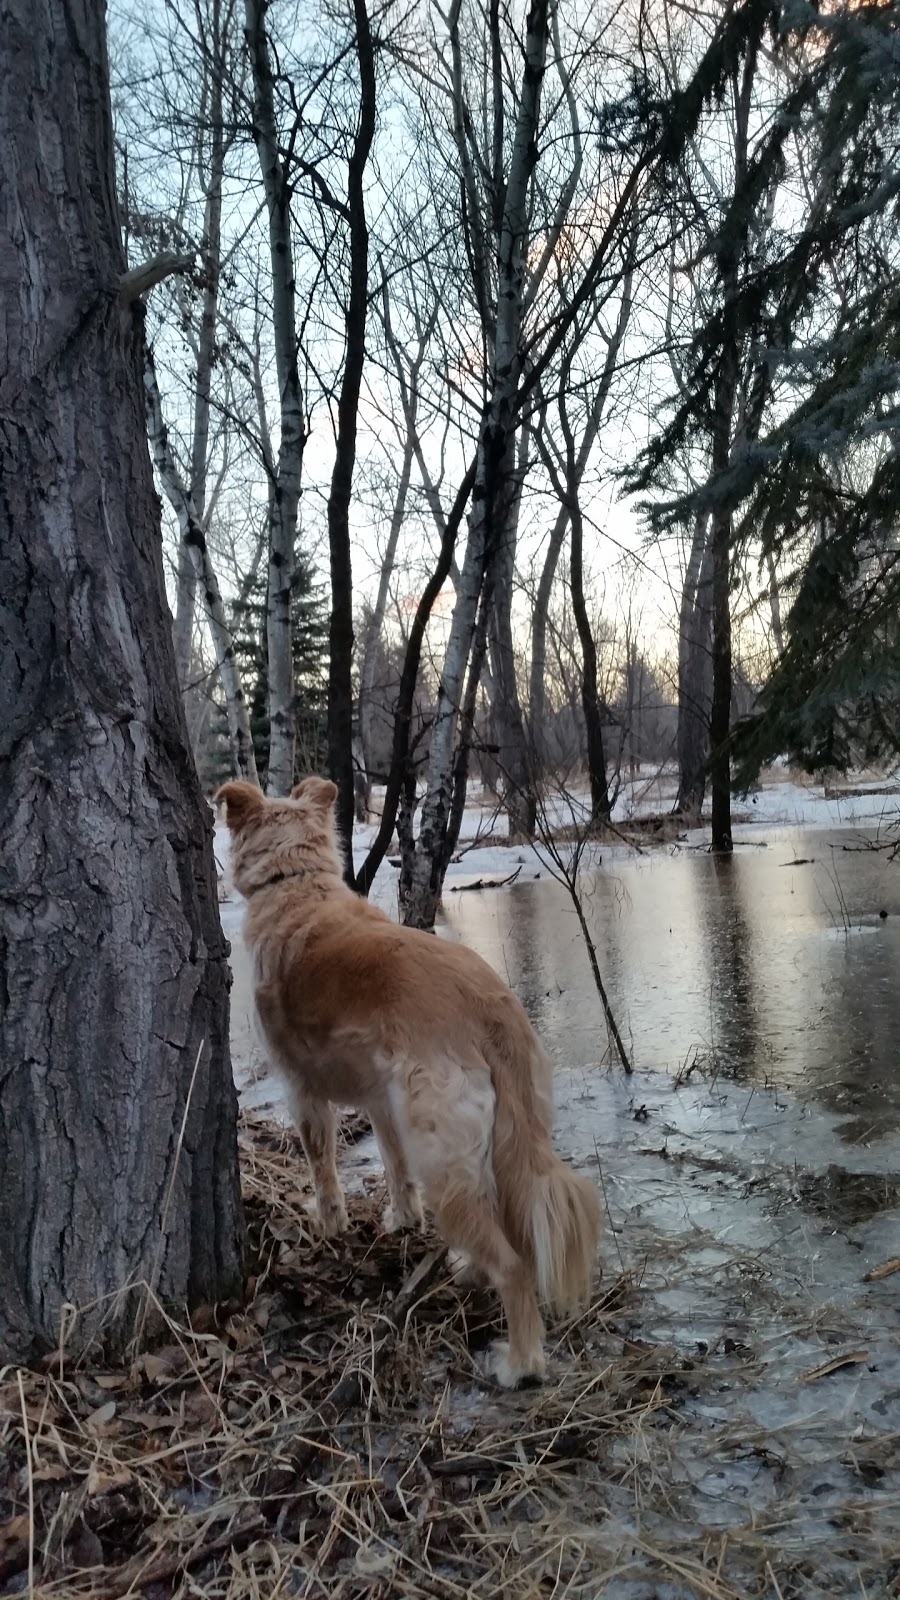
[245,0,306,796]
[326,0,377,875]
[0,0,244,1363]
[676,511,713,819]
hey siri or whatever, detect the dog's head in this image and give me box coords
[214,776,342,895]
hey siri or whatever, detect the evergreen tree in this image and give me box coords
[730,0,900,778]
[628,0,900,797]
[229,555,330,788]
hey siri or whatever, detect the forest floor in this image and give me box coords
[4,1075,899,1599]
[3,774,899,1598]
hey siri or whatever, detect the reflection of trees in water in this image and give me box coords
[703,855,760,1079]
[807,921,900,1141]
[502,884,545,1026]
[450,839,900,1136]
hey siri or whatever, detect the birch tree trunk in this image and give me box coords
[144,352,259,783]
[245,0,306,795]
[170,0,230,690]
[0,0,244,1362]
[403,0,552,929]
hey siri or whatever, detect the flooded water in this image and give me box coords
[222,821,900,1589]
[443,826,900,1144]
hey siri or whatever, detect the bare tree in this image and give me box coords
[325,0,377,865]
[357,285,434,787]
[245,0,308,795]
[0,0,244,1361]
[401,0,560,925]
[392,0,658,926]
[533,252,635,821]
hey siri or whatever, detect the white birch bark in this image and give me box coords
[144,353,259,784]
[245,0,306,795]
[170,1,231,690]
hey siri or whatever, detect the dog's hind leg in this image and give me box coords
[436,1187,546,1387]
[285,1086,348,1238]
[369,1101,423,1233]
[401,1060,545,1386]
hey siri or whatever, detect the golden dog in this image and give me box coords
[216,776,601,1386]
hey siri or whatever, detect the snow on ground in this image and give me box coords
[214,770,900,927]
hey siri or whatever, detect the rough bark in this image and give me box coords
[326,0,377,875]
[676,511,713,819]
[245,0,306,795]
[403,0,552,930]
[144,351,258,784]
[0,0,244,1363]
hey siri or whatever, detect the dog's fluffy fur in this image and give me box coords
[216,776,601,1386]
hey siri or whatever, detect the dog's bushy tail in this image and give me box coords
[525,1160,602,1314]
[485,1006,601,1314]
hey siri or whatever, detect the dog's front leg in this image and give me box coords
[287,1089,349,1237]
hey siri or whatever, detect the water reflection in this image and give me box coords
[444,828,900,1141]
[702,854,760,1078]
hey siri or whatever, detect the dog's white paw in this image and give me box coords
[306,1196,349,1237]
[485,1341,547,1390]
[382,1193,423,1233]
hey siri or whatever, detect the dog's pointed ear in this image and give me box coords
[292,776,338,811]
[214,781,266,830]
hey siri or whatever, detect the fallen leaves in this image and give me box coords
[863,1256,900,1282]
[800,1350,870,1383]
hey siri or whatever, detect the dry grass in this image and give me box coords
[1,1112,898,1599]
